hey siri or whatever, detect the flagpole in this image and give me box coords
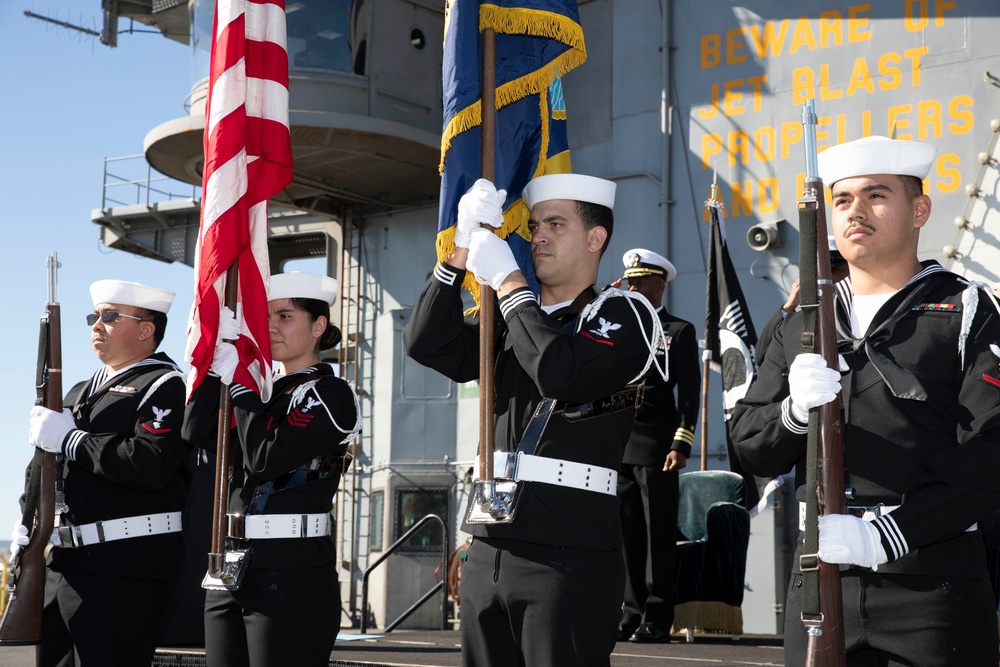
[699,349,710,471]
[700,179,721,473]
[478,27,497,485]
[208,264,239,580]
[700,176,718,472]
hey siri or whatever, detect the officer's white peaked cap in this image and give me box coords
[622,248,676,282]
[522,173,616,210]
[270,272,339,306]
[818,136,936,186]
[90,280,175,314]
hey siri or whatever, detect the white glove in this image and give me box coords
[10,521,60,560]
[455,179,507,248]
[466,228,519,291]
[788,353,844,423]
[211,341,239,386]
[10,522,28,560]
[818,513,888,570]
[28,406,76,453]
[218,305,241,342]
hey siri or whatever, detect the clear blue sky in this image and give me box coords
[0,4,211,542]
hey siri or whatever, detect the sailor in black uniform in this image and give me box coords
[730,136,1000,666]
[405,174,666,667]
[184,272,361,667]
[614,248,700,643]
[19,279,188,666]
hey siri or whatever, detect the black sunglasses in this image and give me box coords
[86,310,144,326]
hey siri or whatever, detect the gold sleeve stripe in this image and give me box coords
[673,427,695,445]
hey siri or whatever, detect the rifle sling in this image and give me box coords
[798,205,823,623]
[19,450,44,538]
[19,319,52,539]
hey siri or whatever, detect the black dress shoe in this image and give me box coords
[617,624,638,642]
[628,624,670,643]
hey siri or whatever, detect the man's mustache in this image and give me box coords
[845,221,876,235]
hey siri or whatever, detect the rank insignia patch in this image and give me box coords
[287,409,315,427]
[143,406,173,434]
[580,316,623,347]
[110,385,138,394]
[588,317,622,339]
[912,303,958,312]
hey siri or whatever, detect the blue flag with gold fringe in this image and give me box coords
[438,0,586,297]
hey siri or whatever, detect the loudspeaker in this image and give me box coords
[747,220,783,251]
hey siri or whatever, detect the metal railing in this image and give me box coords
[360,514,449,634]
[100,154,199,210]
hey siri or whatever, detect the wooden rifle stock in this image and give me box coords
[0,253,61,645]
[798,101,846,667]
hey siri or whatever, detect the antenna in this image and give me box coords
[23,11,101,40]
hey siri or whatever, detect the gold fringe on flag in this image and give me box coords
[670,601,744,636]
[438,5,587,173]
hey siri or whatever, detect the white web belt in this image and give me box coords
[227,513,332,540]
[475,451,618,496]
[56,511,182,548]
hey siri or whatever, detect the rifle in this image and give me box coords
[0,252,61,645]
[797,100,846,666]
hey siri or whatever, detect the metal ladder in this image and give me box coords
[336,204,377,627]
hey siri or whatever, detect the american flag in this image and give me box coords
[184,0,294,402]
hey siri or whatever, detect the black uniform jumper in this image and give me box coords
[38,352,189,667]
[184,365,360,667]
[405,263,659,667]
[731,262,1000,666]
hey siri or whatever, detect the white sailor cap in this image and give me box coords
[90,280,175,314]
[522,173,617,210]
[622,248,677,282]
[818,136,937,186]
[269,272,339,305]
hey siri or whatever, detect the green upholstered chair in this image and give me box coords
[672,470,751,641]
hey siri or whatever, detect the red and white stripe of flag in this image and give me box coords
[185,0,293,402]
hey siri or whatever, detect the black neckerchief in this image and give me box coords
[835,262,951,401]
